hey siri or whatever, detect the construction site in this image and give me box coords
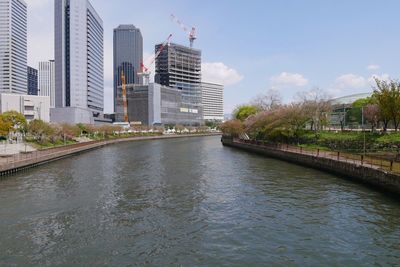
[114,14,216,127]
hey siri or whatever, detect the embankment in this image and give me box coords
[221,137,400,195]
[0,133,220,177]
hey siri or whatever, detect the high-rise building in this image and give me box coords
[155,43,203,124]
[27,66,38,95]
[113,24,143,113]
[201,82,224,121]
[38,60,55,107]
[0,0,27,94]
[54,0,104,123]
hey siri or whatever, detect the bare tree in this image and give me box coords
[296,88,332,133]
[364,104,380,132]
[251,89,282,111]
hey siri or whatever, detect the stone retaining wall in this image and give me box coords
[221,137,400,195]
[0,134,220,177]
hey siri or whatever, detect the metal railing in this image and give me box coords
[0,133,220,172]
[235,139,400,174]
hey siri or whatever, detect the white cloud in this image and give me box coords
[335,74,367,89]
[328,73,391,97]
[270,72,308,87]
[202,62,243,86]
[367,64,381,71]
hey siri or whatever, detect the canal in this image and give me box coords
[0,136,399,266]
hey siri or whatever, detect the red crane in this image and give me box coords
[170,14,196,48]
[139,34,173,85]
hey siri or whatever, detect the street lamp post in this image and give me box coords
[362,106,366,156]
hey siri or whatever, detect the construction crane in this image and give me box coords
[138,34,173,85]
[120,70,129,123]
[170,14,196,48]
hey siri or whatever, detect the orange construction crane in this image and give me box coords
[170,14,196,48]
[139,34,172,85]
[120,70,129,123]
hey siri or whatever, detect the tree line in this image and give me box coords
[221,78,400,142]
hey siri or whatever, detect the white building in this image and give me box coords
[201,82,224,121]
[54,0,104,124]
[0,0,27,94]
[38,60,55,108]
[0,93,50,122]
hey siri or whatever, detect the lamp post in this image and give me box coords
[362,106,366,156]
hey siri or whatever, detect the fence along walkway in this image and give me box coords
[236,139,400,174]
[0,134,221,175]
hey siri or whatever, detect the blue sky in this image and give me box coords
[26,0,400,113]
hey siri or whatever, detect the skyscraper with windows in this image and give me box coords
[0,0,27,94]
[201,82,224,121]
[38,60,55,107]
[27,66,38,95]
[113,25,143,113]
[53,0,104,123]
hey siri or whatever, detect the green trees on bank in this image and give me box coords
[345,79,400,132]
[0,111,216,147]
[225,89,331,141]
[0,111,27,136]
[373,79,400,131]
[233,105,260,121]
[222,78,400,144]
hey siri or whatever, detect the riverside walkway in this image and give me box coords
[0,134,220,176]
[235,139,399,174]
[223,138,400,194]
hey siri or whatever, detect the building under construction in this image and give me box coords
[155,43,201,88]
[155,43,203,124]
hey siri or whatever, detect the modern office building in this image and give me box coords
[115,83,203,126]
[113,24,143,112]
[27,66,38,95]
[0,0,27,94]
[54,0,104,124]
[0,93,50,122]
[38,60,55,107]
[155,43,203,124]
[201,82,224,121]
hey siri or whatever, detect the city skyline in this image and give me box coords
[25,0,400,113]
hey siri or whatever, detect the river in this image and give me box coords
[0,136,399,266]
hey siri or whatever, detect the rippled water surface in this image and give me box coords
[1,136,400,266]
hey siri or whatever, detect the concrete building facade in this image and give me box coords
[54,0,104,123]
[38,60,55,107]
[0,93,50,122]
[201,82,224,121]
[115,83,203,126]
[0,0,27,94]
[113,24,143,113]
[27,66,38,95]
